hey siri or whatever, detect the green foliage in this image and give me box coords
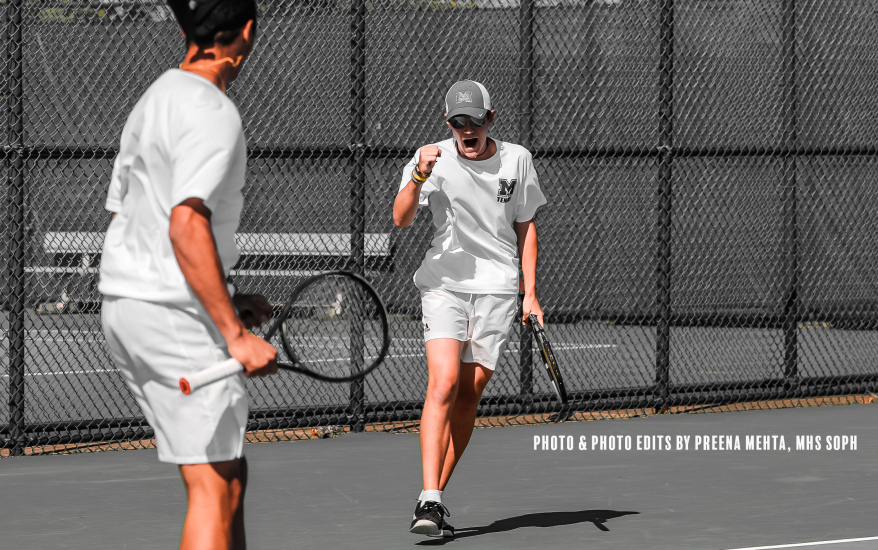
[23,0,171,25]
[37,6,107,24]
[392,0,480,8]
[254,0,481,15]
[14,0,483,25]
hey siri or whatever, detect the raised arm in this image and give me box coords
[169,198,277,377]
[514,218,543,327]
[393,145,441,227]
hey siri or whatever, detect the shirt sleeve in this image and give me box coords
[515,150,547,222]
[397,149,435,207]
[106,120,134,213]
[105,155,126,213]
[170,105,244,212]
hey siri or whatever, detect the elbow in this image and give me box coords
[168,224,185,250]
[169,200,211,253]
[392,206,411,228]
[168,214,190,250]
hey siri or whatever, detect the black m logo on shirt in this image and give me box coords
[497,179,517,203]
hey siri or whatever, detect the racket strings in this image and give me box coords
[277,275,385,378]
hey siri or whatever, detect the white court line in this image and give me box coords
[0,329,105,337]
[0,331,616,376]
[298,344,617,365]
[3,337,106,343]
[725,536,878,550]
[30,329,102,334]
[553,344,616,350]
[1,368,120,378]
[0,348,528,375]
[383,353,426,360]
[1,331,618,351]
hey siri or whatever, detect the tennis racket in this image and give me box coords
[180,270,390,394]
[529,314,568,404]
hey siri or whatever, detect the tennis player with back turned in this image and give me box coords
[393,80,547,538]
[99,1,276,548]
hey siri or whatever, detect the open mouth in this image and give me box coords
[462,137,478,149]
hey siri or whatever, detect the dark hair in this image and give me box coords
[168,0,257,47]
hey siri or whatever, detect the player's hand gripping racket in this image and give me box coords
[529,314,568,404]
[180,271,390,394]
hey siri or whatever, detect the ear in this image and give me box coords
[487,110,496,123]
[241,19,255,44]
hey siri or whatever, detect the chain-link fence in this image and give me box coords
[2,0,877,456]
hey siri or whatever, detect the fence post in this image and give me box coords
[518,0,533,149]
[781,0,799,386]
[655,0,674,412]
[348,0,367,433]
[517,0,534,403]
[5,0,26,455]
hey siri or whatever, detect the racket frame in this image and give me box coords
[179,270,391,394]
[267,270,391,383]
[528,314,569,404]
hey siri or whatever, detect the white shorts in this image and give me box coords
[102,297,248,464]
[420,288,518,370]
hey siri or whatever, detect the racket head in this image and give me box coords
[529,314,569,404]
[265,270,390,383]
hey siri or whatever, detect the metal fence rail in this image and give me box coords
[3,0,878,456]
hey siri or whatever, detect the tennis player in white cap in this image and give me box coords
[393,80,547,538]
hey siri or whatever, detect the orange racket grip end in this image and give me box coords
[179,378,192,395]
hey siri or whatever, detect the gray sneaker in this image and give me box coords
[410,500,454,538]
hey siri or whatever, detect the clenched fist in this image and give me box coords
[417,145,442,176]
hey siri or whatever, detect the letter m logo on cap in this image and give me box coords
[445,80,492,119]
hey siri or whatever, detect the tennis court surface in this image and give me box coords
[2,401,876,550]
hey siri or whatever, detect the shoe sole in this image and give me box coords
[410,520,440,536]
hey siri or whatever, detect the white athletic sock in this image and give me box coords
[419,489,443,504]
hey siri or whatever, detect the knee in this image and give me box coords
[189,475,243,504]
[455,372,490,410]
[454,385,481,410]
[183,462,246,513]
[226,476,245,509]
[427,376,459,405]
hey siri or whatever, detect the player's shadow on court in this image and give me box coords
[416,509,639,545]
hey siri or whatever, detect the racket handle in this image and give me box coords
[179,358,243,395]
[528,313,542,329]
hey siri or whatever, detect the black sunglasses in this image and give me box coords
[448,114,489,130]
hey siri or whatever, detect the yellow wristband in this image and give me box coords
[411,169,428,184]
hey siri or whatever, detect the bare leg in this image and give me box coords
[420,338,465,491]
[232,457,247,548]
[179,458,247,550]
[439,362,493,490]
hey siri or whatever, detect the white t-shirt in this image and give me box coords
[398,138,547,294]
[99,69,246,305]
